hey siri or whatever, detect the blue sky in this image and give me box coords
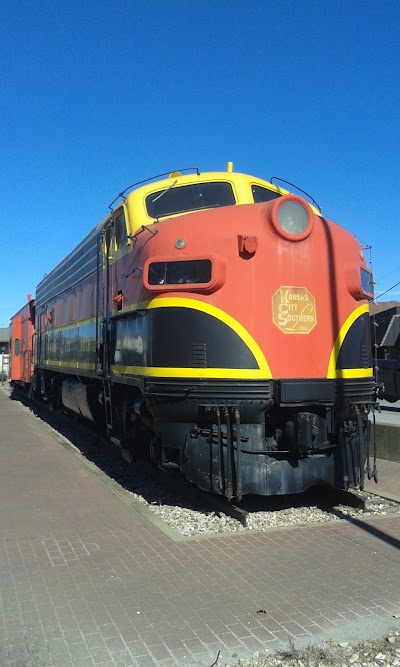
[1,0,399,325]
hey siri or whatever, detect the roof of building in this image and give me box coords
[0,328,9,343]
[370,301,400,315]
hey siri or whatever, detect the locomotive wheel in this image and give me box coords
[121,416,138,465]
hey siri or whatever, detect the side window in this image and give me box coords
[14,339,20,356]
[115,210,128,249]
[103,225,114,260]
[251,185,281,203]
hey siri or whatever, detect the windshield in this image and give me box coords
[146,181,236,219]
[251,184,281,203]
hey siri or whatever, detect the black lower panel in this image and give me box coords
[279,380,335,404]
[277,377,375,406]
[336,313,371,369]
[145,378,273,422]
[335,377,375,403]
[111,308,258,369]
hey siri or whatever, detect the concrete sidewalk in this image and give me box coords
[0,388,399,667]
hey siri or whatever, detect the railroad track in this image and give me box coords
[6,384,400,533]
[140,460,400,528]
[209,487,400,528]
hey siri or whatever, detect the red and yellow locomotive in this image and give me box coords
[11,164,377,499]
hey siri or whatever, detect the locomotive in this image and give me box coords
[10,163,377,499]
[370,306,400,403]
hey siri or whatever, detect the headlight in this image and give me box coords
[270,196,313,241]
[277,201,309,235]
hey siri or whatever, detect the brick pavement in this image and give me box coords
[0,388,399,667]
[364,457,400,500]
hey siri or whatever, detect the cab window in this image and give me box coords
[115,210,128,249]
[252,185,281,203]
[146,182,235,219]
[102,225,114,260]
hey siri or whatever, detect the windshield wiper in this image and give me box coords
[151,179,178,221]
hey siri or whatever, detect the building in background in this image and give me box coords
[0,327,10,380]
[370,301,400,315]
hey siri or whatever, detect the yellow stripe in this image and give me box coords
[110,365,270,379]
[146,296,272,376]
[328,368,374,379]
[42,317,96,334]
[118,299,151,315]
[43,360,96,370]
[42,297,271,378]
[327,304,373,379]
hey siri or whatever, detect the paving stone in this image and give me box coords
[89,646,115,664]
[67,640,91,660]
[113,651,139,667]
[71,658,95,667]
[84,632,107,649]
[103,635,128,653]
[99,623,120,639]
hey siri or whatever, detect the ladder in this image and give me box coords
[104,377,113,436]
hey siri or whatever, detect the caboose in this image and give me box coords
[27,163,376,499]
[9,296,35,388]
